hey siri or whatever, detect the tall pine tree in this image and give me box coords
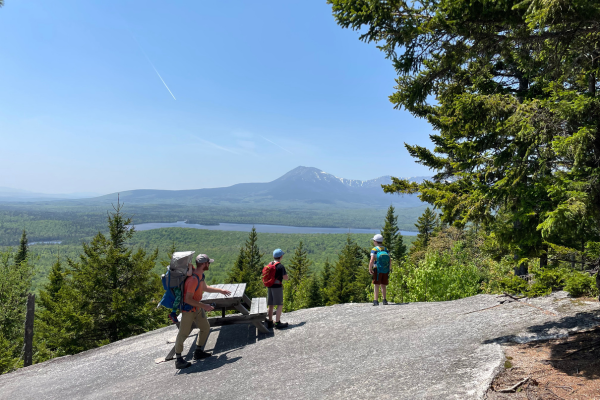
[284,241,313,311]
[380,205,407,260]
[0,247,32,374]
[320,259,332,306]
[47,200,165,352]
[226,227,265,299]
[326,236,370,305]
[14,230,28,266]
[413,208,437,252]
[35,256,68,359]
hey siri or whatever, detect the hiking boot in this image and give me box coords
[373,300,379,306]
[193,349,212,360]
[274,321,288,329]
[175,358,191,369]
[382,299,388,305]
[266,319,274,329]
[168,312,178,325]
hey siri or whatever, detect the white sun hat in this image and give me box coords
[372,234,384,243]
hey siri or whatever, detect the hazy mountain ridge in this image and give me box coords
[91,166,429,208]
[0,187,101,202]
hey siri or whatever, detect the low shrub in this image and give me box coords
[564,272,599,298]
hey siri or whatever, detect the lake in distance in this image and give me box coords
[132,221,418,236]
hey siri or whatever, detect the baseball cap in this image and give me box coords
[273,248,285,258]
[372,234,384,243]
[195,254,214,264]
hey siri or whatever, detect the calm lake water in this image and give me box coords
[131,221,418,236]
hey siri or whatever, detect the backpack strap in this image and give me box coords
[180,274,202,311]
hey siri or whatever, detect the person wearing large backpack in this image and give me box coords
[369,234,391,306]
[262,248,289,329]
[173,254,231,370]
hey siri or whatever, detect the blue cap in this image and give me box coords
[273,248,285,258]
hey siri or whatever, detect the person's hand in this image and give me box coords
[202,303,214,312]
[221,289,232,297]
[369,269,374,275]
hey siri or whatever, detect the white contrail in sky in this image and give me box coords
[191,135,240,155]
[148,63,176,100]
[260,135,293,154]
[131,35,176,100]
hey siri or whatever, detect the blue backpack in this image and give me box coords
[159,273,201,312]
[374,246,391,275]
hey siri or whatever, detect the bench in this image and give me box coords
[207,297,269,333]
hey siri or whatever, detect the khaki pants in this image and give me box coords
[174,308,210,354]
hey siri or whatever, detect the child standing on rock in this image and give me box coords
[369,234,391,306]
[264,248,289,329]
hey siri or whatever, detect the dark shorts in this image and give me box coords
[373,272,389,285]
[267,287,284,306]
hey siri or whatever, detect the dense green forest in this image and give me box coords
[24,229,417,291]
[0,203,425,246]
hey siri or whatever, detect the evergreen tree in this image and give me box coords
[284,241,313,310]
[413,208,437,251]
[47,201,165,352]
[381,205,407,260]
[287,242,312,292]
[306,276,322,308]
[331,0,600,263]
[393,233,407,261]
[381,205,399,250]
[14,230,28,266]
[320,259,332,305]
[327,236,370,305]
[35,256,68,359]
[0,248,32,374]
[226,227,265,299]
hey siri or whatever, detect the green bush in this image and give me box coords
[0,332,22,374]
[564,272,599,297]
[495,275,529,295]
[378,244,482,303]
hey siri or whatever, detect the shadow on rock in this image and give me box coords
[177,352,241,375]
[278,321,306,330]
[210,324,272,354]
[483,311,600,380]
[483,311,600,344]
[545,326,600,380]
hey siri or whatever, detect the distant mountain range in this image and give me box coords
[0,187,101,202]
[92,166,429,208]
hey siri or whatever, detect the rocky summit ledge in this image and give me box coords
[1,292,598,400]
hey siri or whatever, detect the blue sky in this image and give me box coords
[0,1,434,195]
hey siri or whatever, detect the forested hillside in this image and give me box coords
[26,228,417,291]
[0,204,425,246]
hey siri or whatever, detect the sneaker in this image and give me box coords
[382,299,388,305]
[193,349,212,360]
[274,321,289,329]
[266,319,274,329]
[175,358,191,369]
[373,300,379,306]
[168,312,178,325]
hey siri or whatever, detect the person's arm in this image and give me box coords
[201,280,231,296]
[184,291,213,311]
[282,274,289,281]
[369,254,376,275]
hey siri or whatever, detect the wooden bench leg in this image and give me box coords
[252,320,271,334]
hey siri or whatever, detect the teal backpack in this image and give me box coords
[375,246,391,276]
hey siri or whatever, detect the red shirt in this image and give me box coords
[183,270,204,312]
